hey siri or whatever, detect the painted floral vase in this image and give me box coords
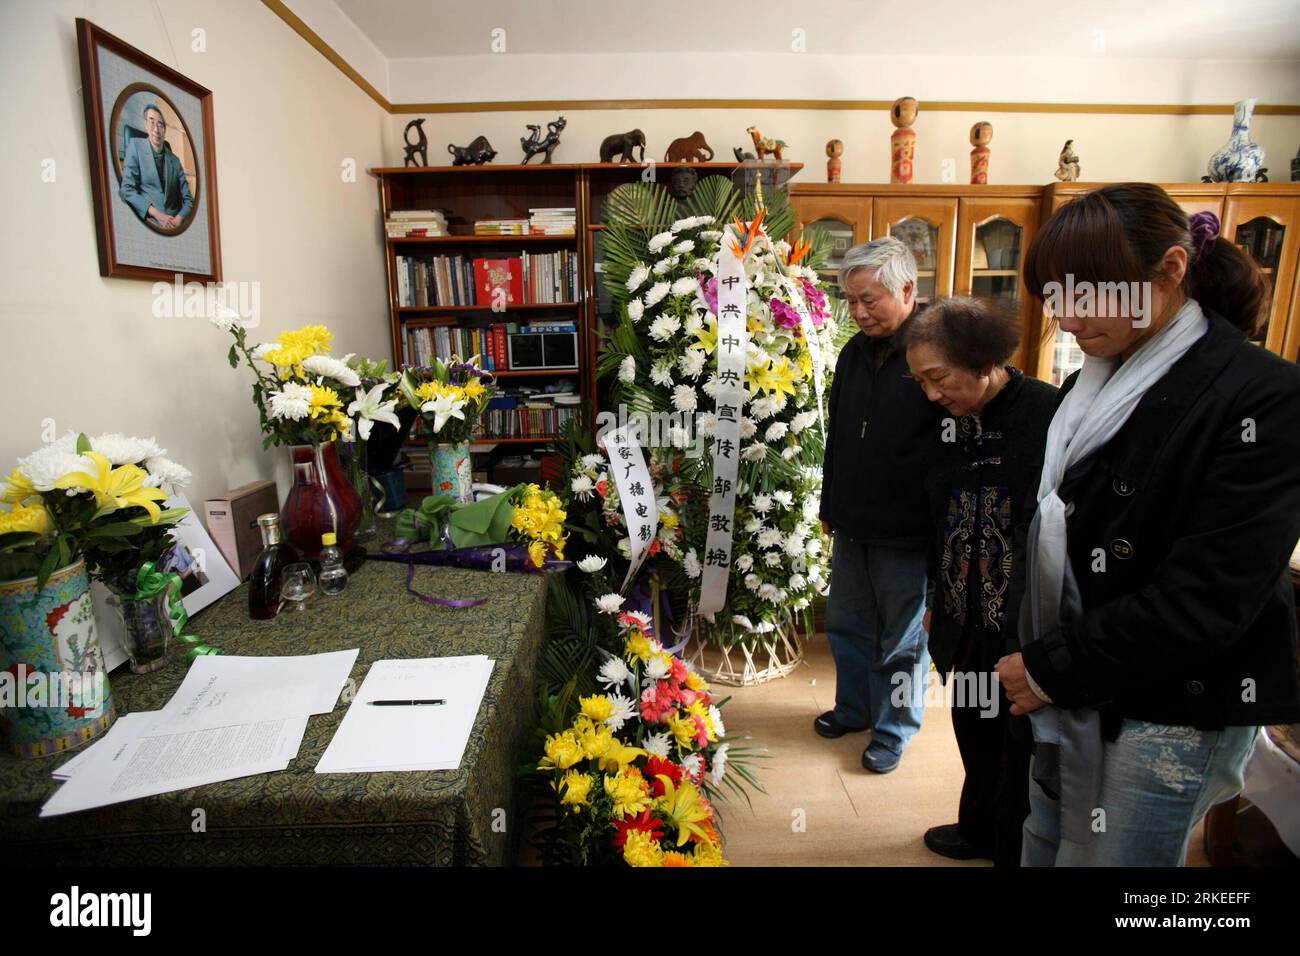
[429,441,473,504]
[1207,98,1266,183]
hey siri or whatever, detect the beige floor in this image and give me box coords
[712,636,1209,866]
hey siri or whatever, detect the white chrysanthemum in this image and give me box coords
[755,619,777,633]
[763,553,783,569]
[672,239,695,256]
[624,609,653,629]
[789,572,808,590]
[89,433,162,466]
[757,527,782,549]
[626,264,650,292]
[782,444,802,460]
[571,475,595,501]
[648,231,674,253]
[743,517,762,533]
[617,538,632,558]
[790,410,818,434]
[604,693,638,732]
[699,229,723,242]
[772,489,794,509]
[207,304,242,332]
[645,655,671,681]
[692,258,712,273]
[643,282,670,308]
[749,396,777,420]
[751,494,772,513]
[765,421,789,442]
[700,374,720,399]
[735,554,754,572]
[683,312,703,335]
[649,314,681,341]
[684,548,701,579]
[652,255,680,276]
[17,441,92,493]
[598,656,631,689]
[268,382,313,421]
[577,554,607,573]
[741,442,768,462]
[671,385,698,413]
[302,355,361,387]
[650,360,674,387]
[668,423,690,448]
[579,453,604,470]
[731,614,756,631]
[696,412,717,438]
[743,573,760,592]
[595,593,625,614]
[784,530,807,556]
[144,456,192,488]
[250,341,277,361]
[643,732,672,759]
[710,742,730,785]
[806,537,824,557]
[739,417,758,439]
[626,298,645,322]
[669,276,697,296]
[618,355,636,384]
[708,705,726,739]
[678,349,705,379]
[808,564,824,583]
[681,753,704,780]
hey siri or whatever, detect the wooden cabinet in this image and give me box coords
[1223,188,1300,361]
[872,195,958,305]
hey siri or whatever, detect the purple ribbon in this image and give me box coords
[405,560,488,608]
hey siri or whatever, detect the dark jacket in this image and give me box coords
[1021,314,1300,733]
[821,328,943,546]
[924,369,1059,676]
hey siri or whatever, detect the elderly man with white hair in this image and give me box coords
[815,237,941,773]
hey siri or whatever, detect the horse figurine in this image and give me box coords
[521,116,566,165]
[747,126,787,161]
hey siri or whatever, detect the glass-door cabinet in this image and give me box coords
[873,196,957,307]
[1223,192,1300,360]
[787,190,872,303]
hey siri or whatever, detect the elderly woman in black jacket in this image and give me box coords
[997,182,1300,866]
[899,297,1058,866]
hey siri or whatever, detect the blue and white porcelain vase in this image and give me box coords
[1207,98,1266,183]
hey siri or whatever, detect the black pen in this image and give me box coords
[366,699,446,706]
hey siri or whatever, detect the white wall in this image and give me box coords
[385,107,1300,185]
[0,0,390,511]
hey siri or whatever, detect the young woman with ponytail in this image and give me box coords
[996,182,1300,866]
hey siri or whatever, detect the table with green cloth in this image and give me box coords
[0,558,550,866]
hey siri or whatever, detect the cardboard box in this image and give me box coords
[204,479,279,580]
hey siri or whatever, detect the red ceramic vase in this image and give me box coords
[280,443,362,561]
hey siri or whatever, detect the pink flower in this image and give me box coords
[800,279,828,326]
[699,276,718,315]
[769,296,802,330]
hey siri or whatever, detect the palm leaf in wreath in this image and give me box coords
[602,180,683,231]
[681,174,743,225]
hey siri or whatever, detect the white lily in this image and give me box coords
[421,392,466,433]
[348,382,401,441]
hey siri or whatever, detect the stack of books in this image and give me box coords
[529,207,576,236]
[394,254,478,307]
[477,386,579,439]
[385,209,447,238]
[474,218,530,236]
[404,324,497,368]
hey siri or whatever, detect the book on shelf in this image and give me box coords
[386,208,448,237]
[402,320,579,372]
[474,218,529,235]
[528,207,576,236]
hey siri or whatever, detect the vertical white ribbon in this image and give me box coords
[602,423,659,593]
[697,229,750,619]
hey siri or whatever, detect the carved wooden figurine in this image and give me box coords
[826,139,843,183]
[970,122,992,184]
[890,97,918,184]
[521,116,566,165]
[747,127,787,161]
[665,131,714,163]
[1054,139,1081,182]
[599,129,646,164]
[447,136,497,166]
[403,118,428,167]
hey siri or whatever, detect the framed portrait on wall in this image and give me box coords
[76,19,222,282]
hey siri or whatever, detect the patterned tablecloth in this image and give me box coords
[0,558,550,866]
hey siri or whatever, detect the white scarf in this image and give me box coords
[1023,297,1208,853]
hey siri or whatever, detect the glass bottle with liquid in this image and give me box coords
[249,513,299,619]
[318,532,349,596]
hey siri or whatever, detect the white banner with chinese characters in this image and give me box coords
[602,423,659,592]
[697,227,750,619]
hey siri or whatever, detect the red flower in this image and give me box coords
[669,657,689,685]
[596,479,609,498]
[648,538,662,557]
[645,755,685,797]
[612,809,664,847]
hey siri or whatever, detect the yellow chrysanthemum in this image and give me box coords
[579,694,615,723]
[622,828,665,867]
[54,452,167,523]
[684,671,710,693]
[2,468,38,506]
[667,711,700,751]
[624,632,653,664]
[527,539,547,569]
[279,324,333,356]
[554,770,594,812]
[654,776,714,847]
[691,837,727,867]
[0,502,52,536]
[538,729,584,771]
[659,511,679,530]
[574,716,615,762]
[604,769,652,819]
[461,378,486,400]
[796,349,813,380]
[415,381,455,403]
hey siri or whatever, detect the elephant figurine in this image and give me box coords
[599,129,646,164]
[665,131,714,163]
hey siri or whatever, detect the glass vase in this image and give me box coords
[281,442,362,561]
[106,587,173,674]
[343,438,378,544]
[429,440,473,505]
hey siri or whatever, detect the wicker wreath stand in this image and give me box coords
[685,611,806,687]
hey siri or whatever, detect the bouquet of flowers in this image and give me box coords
[212,316,357,448]
[1,433,189,588]
[534,610,752,867]
[396,357,496,447]
[567,449,687,567]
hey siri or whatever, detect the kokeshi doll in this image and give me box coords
[890,97,918,184]
[826,139,843,183]
[970,122,993,184]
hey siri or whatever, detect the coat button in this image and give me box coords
[1112,479,1134,496]
[1110,539,1134,559]
[1187,680,1204,695]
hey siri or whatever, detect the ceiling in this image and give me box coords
[333,0,1300,60]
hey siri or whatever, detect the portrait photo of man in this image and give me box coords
[117,96,195,233]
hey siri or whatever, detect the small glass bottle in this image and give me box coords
[249,513,299,620]
[318,532,349,596]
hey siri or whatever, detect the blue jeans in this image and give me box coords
[1022,720,1259,866]
[825,534,930,755]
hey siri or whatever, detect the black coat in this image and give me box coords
[820,328,943,546]
[1021,314,1300,733]
[923,369,1059,676]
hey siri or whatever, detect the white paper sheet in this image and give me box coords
[50,712,151,781]
[40,713,308,817]
[148,649,358,733]
[315,656,494,774]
